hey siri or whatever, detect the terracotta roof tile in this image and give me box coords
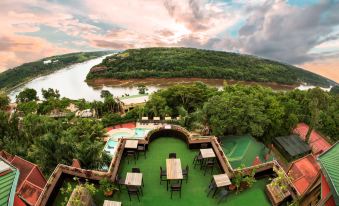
[293,123,331,155]
[288,154,320,195]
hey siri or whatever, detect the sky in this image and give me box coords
[0,0,338,82]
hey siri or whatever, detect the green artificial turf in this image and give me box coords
[54,137,271,206]
[222,135,274,169]
[111,137,271,206]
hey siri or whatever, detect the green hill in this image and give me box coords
[0,51,111,90]
[86,47,335,87]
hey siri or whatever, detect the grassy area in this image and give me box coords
[221,135,274,169]
[53,137,271,206]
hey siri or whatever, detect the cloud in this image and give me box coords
[235,0,339,64]
[0,0,338,83]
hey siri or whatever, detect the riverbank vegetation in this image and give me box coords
[0,51,111,90]
[87,47,334,87]
[0,82,337,177]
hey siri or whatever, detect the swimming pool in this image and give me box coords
[104,139,119,156]
[134,128,151,138]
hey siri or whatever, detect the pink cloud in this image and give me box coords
[299,57,339,83]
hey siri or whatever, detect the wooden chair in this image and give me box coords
[193,152,203,168]
[204,159,215,176]
[132,168,141,173]
[201,143,209,149]
[137,143,146,159]
[169,153,177,159]
[160,166,167,185]
[127,185,140,202]
[115,175,125,190]
[182,165,189,183]
[126,150,136,164]
[170,183,182,198]
[206,180,217,197]
[217,188,229,204]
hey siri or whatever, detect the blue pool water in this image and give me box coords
[107,140,118,148]
[134,128,150,138]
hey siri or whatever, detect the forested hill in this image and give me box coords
[86,47,335,87]
[0,51,111,90]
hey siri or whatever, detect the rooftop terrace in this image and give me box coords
[53,136,271,206]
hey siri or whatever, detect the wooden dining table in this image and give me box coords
[211,174,231,197]
[125,172,143,187]
[166,158,183,190]
[125,140,139,149]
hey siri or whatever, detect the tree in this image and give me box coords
[16,88,38,102]
[305,88,329,143]
[137,84,148,94]
[42,88,60,100]
[0,91,10,110]
[100,90,112,98]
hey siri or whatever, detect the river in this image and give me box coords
[9,55,331,102]
[9,55,162,101]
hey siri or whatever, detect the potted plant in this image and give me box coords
[99,178,119,197]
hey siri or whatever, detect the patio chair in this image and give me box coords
[137,143,147,159]
[126,150,137,164]
[169,153,177,159]
[182,165,189,183]
[160,166,167,185]
[127,185,140,202]
[115,175,125,190]
[201,143,209,149]
[132,168,141,173]
[193,152,203,168]
[203,159,215,176]
[217,188,229,204]
[206,180,217,197]
[170,183,182,198]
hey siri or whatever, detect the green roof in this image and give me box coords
[0,160,19,206]
[119,93,148,100]
[318,142,339,205]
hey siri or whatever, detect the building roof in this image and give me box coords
[288,154,321,196]
[10,156,46,205]
[119,94,149,105]
[274,135,311,158]
[0,158,19,206]
[293,123,331,155]
[321,174,336,206]
[318,142,339,205]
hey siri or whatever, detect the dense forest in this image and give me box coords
[86,47,335,87]
[0,51,111,90]
[0,83,337,177]
[143,82,338,144]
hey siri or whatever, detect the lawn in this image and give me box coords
[53,137,271,206]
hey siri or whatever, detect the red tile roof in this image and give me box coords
[0,150,14,162]
[71,159,81,168]
[288,154,321,196]
[293,123,331,155]
[14,195,27,206]
[321,174,336,206]
[105,122,136,131]
[19,181,44,206]
[0,153,47,206]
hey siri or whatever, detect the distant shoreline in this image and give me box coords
[86,77,298,90]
